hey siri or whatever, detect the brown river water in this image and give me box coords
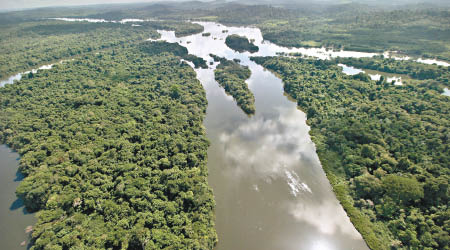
[7,19,449,249]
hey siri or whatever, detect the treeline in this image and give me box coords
[4,2,449,61]
[258,8,450,60]
[225,35,259,53]
[0,20,203,80]
[0,43,217,249]
[208,4,450,60]
[212,55,255,115]
[335,56,449,84]
[139,41,208,69]
[252,56,449,250]
[139,21,204,38]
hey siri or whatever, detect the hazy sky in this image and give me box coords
[0,0,180,10]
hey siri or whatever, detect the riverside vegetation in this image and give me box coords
[1,2,449,250]
[3,2,448,60]
[252,56,449,250]
[212,55,255,115]
[0,19,204,79]
[224,34,259,53]
[209,4,450,61]
[334,56,450,84]
[0,41,217,249]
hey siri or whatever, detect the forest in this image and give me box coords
[0,1,449,250]
[1,1,448,61]
[252,56,449,250]
[0,19,203,79]
[0,42,217,249]
[224,35,259,54]
[212,55,255,115]
[138,41,208,69]
[334,56,450,84]
[257,8,450,61]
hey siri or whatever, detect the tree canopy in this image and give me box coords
[0,44,217,250]
[213,55,255,115]
[225,35,259,53]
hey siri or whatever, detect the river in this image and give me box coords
[0,22,370,249]
[0,145,35,249]
[155,22,369,250]
[1,18,447,250]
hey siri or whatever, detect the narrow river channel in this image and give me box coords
[156,22,369,250]
[0,145,35,249]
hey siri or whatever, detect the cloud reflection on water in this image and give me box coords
[157,21,369,249]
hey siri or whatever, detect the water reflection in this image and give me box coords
[48,17,450,66]
[0,18,445,250]
[368,73,403,85]
[340,63,404,85]
[417,58,450,67]
[339,64,364,75]
[0,62,62,87]
[156,22,369,250]
[443,88,450,96]
[0,64,54,87]
[0,145,35,249]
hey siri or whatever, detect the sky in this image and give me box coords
[0,0,180,10]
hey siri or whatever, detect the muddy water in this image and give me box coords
[0,145,35,249]
[156,22,369,250]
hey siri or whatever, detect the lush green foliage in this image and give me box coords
[335,56,450,85]
[0,21,156,79]
[212,55,255,115]
[189,3,450,60]
[5,2,448,60]
[0,20,204,80]
[225,34,259,53]
[2,3,450,249]
[139,41,208,69]
[257,8,450,60]
[139,21,204,38]
[253,56,449,250]
[0,44,217,249]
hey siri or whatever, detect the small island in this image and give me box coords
[225,34,259,53]
[212,54,255,115]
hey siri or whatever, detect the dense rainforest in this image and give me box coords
[0,20,203,79]
[224,35,259,54]
[80,2,448,61]
[1,1,449,250]
[334,56,450,84]
[212,55,255,115]
[252,56,449,250]
[139,41,208,69]
[1,2,449,61]
[0,42,217,249]
[256,8,450,61]
[202,4,450,61]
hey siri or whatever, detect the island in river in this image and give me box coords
[225,34,259,53]
[213,55,255,115]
